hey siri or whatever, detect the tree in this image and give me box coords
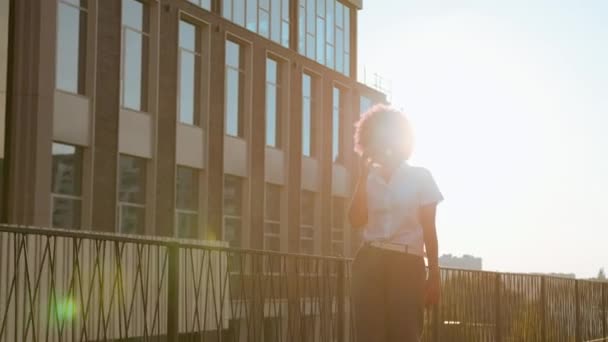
[598,267,606,281]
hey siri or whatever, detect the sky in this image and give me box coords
[358,0,608,278]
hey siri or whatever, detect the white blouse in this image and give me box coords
[363,161,444,256]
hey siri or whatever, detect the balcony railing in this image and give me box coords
[0,224,606,341]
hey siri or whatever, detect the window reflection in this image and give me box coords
[298,0,351,76]
[176,166,199,238]
[179,20,201,126]
[56,0,87,94]
[332,86,341,162]
[331,196,345,256]
[188,0,211,10]
[266,58,281,148]
[122,0,149,112]
[360,95,373,114]
[300,190,315,254]
[302,73,314,157]
[118,154,147,234]
[51,142,83,229]
[224,175,243,247]
[225,40,244,137]
[223,0,289,48]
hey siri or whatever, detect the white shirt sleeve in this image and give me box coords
[419,168,444,206]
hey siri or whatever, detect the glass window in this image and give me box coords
[360,95,373,115]
[266,58,281,148]
[177,212,198,239]
[176,166,199,210]
[302,73,314,157]
[259,8,270,38]
[281,0,290,46]
[224,175,243,247]
[179,20,201,126]
[189,0,211,10]
[332,86,341,163]
[118,154,146,234]
[264,183,281,252]
[176,166,199,238]
[316,17,325,64]
[223,0,289,47]
[122,0,149,111]
[336,27,344,73]
[246,0,258,31]
[56,0,87,94]
[331,197,345,256]
[300,190,315,254]
[223,0,232,19]
[225,40,244,137]
[298,0,351,76]
[298,0,306,54]
[270,0,281,42]
[234,0,246,26]
[51,142,83,229]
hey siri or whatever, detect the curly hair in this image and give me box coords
[353,104,414,159]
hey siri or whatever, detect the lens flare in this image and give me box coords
[55,297,77,322]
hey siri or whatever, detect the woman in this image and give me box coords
[349,104,443,342]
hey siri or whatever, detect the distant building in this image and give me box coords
[439,254,483,271]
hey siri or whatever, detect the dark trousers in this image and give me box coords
[352,245,426,342]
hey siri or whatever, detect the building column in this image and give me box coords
[155,1,180,237]
[249,43,267,250]
[205,23,226,241]
[3,0,55,226]
[91,0,122,232]
[320,79,333,255]
[287,65,303,253]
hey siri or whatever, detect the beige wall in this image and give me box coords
[0,0,8,159]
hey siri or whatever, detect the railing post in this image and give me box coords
[541,276,546,342]
[337,260,345,342]
[167,243,180,341]
[432,302,440,342]
[495,272,502,342]
[601,283,608,339]
[603,282,607,340]
[575,279,580,342]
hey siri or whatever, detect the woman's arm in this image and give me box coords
[348,157,370,229]
[421,203,441,306]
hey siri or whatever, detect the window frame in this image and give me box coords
[50,141,84,230]
[223,174,245,248]
[301,71,319,158]
[175,165,200,238]
[300,190,316,254]
[264,183,282,251]
[117,154,148,235]
[331,196,346,257]
[224,38,247,138]
[117,202,146,235]
[331,85,343,163]
[265,56,283,148]
[120,0,151,112]
[222,0,290,47]
[188,0,211,11]
[178,18,203,127]
[56,0,89,95]
[297,0,351,76]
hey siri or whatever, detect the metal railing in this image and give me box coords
[0,224,606,341]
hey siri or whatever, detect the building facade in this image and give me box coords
[0,0,384,257]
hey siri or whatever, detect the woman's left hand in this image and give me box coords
[425,268,441,307]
